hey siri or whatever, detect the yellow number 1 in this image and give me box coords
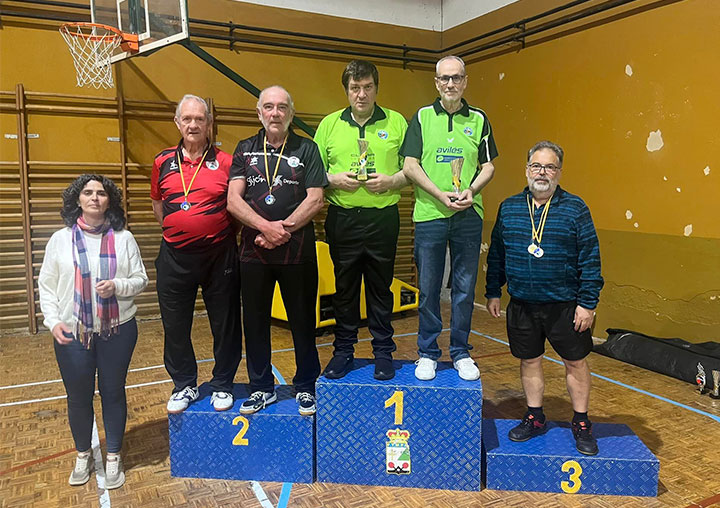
[561,459,583,493]
[232,416,249,446]
[384,390,404,425]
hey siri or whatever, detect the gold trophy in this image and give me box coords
[356,138,369,181]
[450,157,464,201]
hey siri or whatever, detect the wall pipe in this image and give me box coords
[1,0,651,63]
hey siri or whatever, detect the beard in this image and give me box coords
[527,176,556,195]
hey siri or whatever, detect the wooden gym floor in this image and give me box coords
[1,305,719,508]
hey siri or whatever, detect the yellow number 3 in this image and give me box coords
[561,460,583,493]
[232,416,249,446]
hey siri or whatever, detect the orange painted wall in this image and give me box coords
[451,0,720,341]
[1,0,717,340]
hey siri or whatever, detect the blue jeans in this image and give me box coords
[414,208,483,362]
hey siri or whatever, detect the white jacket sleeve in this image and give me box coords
[38,233,63,332]
[112,232,149,297]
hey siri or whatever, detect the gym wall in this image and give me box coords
[448,0,719,342]
[1,0,718,343]
[0,0,437,332]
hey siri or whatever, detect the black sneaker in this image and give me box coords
[239,391,277,414]
[374,358,395,380]
[572,420,599,455]
[296,392,316,416]
[508,413,547,442]
[323,355,353,379]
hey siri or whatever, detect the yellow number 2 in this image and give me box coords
[561,459,583,494]
[384,390,404,425]
[232,416,249,446]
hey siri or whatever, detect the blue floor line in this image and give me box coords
[469,329,720,424]
[270,364,292,508]
[276,482,292,508]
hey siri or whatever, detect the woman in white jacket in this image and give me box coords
[39,174,148,489]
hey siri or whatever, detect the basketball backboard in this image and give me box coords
[90,0,189,62]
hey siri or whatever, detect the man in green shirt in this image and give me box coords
[314,60,408,381]
[401,55,498,382]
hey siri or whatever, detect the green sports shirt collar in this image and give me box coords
[431,97,470,117]
[339,104,387,129]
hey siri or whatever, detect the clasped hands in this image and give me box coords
[439,188,474,211]
[255,219,296,250]
[332,171,392,194]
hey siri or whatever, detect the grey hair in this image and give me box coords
[175,94,212,122]
[527,140,564,167]
[257,85,295,110]
[436,55,466,74]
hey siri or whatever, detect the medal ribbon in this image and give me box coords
[263,135,288,197]
[177,146,210,205]
[526,192,553,246]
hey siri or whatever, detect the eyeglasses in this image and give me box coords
[527,162,560,174]
[435,74,466,84]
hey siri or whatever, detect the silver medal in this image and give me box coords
[180,201,191,211]
[265,194,276,205]
[527,243,544,258]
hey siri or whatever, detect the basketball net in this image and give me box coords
[60,23,124,89]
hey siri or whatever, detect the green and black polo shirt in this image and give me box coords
[400,98,498,222]
[314,104,407,209]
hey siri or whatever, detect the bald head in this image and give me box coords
[257,86,294,111]
[256,85,295,139]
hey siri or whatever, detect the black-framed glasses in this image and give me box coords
[435,74,465,84]
[527,162,560,174]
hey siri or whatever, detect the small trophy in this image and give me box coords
[696,362,707,394]
[450,157,464,201]
[356,138,369,181]
[711,370,720,399]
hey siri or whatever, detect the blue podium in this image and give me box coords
[483,419,659,496]
[169,383,314,483]
[316,359,483,491]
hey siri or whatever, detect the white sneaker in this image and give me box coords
[211,391,234,411]
[68,451,93,486]
[454,357,480,381]
[105,455,125,490]
[414,358,437,380]
[167,386,199,414]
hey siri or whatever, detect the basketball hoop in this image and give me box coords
[59,22,139,89]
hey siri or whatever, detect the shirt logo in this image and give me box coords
[250,156,258,166]
[206,160,219,170]
[447,137,454,143]
[436,146,463,164]
[463,127,473,136]
[169,160,179,170]
[287,156,300,168]
[378,130,389,140]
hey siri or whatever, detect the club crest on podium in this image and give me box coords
[385,428,411,475]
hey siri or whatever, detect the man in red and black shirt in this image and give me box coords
[227,85,327,416]
[151,94,241,414]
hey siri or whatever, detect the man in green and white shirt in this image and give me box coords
[401,55,498,382]
[314,60,408,381]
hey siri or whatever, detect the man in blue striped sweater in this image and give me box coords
[485,140,604,455]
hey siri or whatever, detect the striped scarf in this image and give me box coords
[72,216,119,347]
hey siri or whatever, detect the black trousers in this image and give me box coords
[54,319,137,453]
[240,261,320,394]
[324,204,399,360]
[156,237,242,393]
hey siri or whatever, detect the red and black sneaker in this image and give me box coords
[572,420,599,455]
[508,413,547,442]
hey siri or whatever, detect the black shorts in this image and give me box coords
[506,299,593,361]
